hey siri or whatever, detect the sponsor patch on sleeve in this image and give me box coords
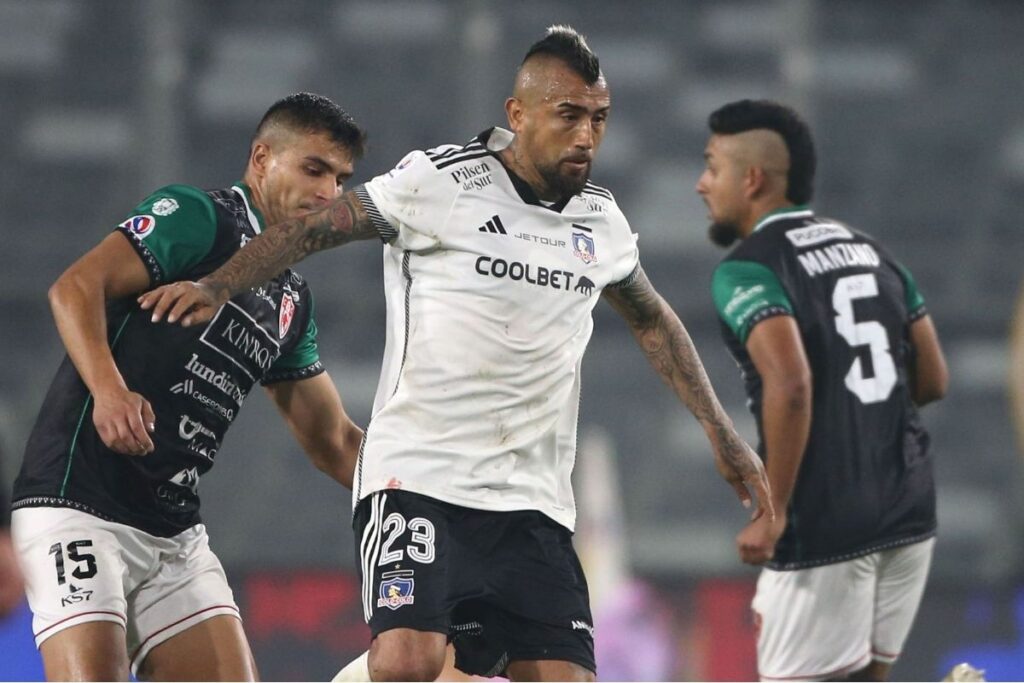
[119,214,157,239]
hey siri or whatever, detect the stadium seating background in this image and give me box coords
[1,1,1022,679]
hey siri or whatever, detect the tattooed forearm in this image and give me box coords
[604,268,728,426]
[203,189,377,299]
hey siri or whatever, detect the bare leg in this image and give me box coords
[506,659,595,682]
[39,621,130,681]
[837,660,891,682]
[368,628,447,681]
[136,614,257,681]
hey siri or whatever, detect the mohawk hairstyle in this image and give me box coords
[253,92,367,159]
[521,24,601,85]
[708,99,816,204]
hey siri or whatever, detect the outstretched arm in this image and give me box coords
[602,267,774,520]
[265,372,364,490]
[138,189,380,326]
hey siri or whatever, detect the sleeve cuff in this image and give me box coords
[606,262,641,289]
[908,305,928,323]
[261,360,325,386]
[354,186,398,244]
[116,228,165,285]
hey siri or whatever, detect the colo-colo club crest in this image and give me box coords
[377,573,415,610]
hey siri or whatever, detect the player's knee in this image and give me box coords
[842,660,890,682]
[368,654,444,682]
[368,634,445,682]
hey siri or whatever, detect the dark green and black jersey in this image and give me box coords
[712,207,936,569]
[13,183,324,537]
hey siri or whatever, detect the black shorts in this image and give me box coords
[353,490,595,677]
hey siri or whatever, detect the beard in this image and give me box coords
[708,221,741,248]
[537,159,590,199]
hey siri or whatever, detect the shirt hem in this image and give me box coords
[354,480,576,532]
[11,495,197,538]
[765,529,936,570]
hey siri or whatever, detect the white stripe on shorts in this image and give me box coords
[360,493,387,621]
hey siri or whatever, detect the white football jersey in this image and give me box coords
[353,127,639,530]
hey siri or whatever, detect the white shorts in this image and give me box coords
[752,537,935,681]
[11,506,240,675]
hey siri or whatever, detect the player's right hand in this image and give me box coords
[736,509,787,565]
[93,387,156,456]
[138,280,222,327]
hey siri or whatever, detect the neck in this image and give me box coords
[741,198,794,238]
[498,143,561,202]
[241,171,273,224]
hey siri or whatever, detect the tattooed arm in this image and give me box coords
[139,189,379,326]
[603,266,774,520]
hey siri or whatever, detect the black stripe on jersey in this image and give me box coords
[427,142,483,162]
[571,223,592,233]
[392,251,413,399]
[582,183,613,200]
[353,422,369,511]
[435,150,493,171]
[354,186,396,243]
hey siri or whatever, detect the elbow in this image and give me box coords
[774,372,812,412]
[914,374,948,406]
[913,357,949,406]
[312,423,363,489]
[47,276,71,311]
[48,269,92,315]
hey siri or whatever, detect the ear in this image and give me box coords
[743,166,767,200]
[249,141,271,178]
[505,97,525,133]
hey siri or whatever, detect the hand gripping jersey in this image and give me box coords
[353,127,640,531]
[712,207,936,569]
[13,183,324,537]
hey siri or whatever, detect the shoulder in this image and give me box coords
[582,180,614,202]
[144,184,216,212]
[423,138,489,170]
[570,179,628,230]
[133,184,218,226]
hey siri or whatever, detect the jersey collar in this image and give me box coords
[232,182,266,234]
[752,204,813,233]
[478,127,573,213]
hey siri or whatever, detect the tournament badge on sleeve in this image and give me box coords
[377,571,415,610]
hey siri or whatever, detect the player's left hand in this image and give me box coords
[138,280,224,327]
[737,509,787,565]
[711,430,774,523]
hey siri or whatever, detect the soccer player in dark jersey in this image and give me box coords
[10,93,366,681]
[139,27,773,683]
[697,99,949,681]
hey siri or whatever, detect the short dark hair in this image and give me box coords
[708,99,816,204]
[254,92,367,159]
[522,25,601,85]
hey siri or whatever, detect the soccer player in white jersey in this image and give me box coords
[140,26,773,682]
